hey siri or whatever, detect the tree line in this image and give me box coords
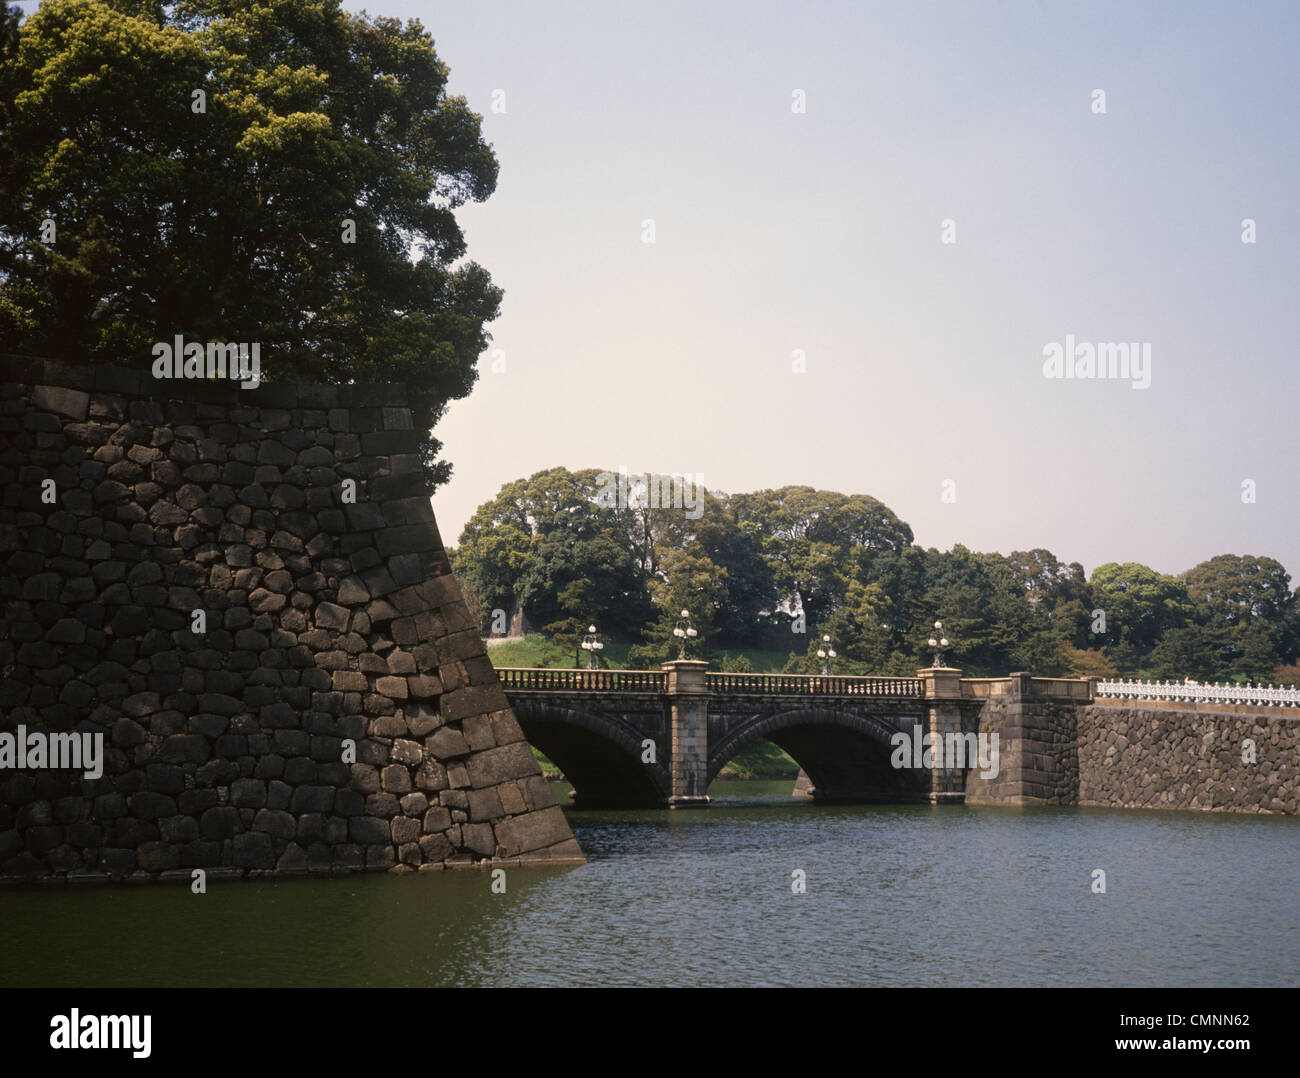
[451,467,1300,682]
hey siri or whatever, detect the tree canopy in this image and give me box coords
[0,0,501,484]
[452,468,1300,682]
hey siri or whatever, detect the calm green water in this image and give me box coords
[1,781,1296,987]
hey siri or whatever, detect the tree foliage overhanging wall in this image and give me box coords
[0,0,501,486]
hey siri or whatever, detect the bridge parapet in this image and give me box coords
[498,668,923,697]
[706,672,923,697]
[1028,677,1093,701]
[498,668,667,693]
[961,675,1092,702]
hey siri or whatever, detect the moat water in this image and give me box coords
[2,781,1296,987]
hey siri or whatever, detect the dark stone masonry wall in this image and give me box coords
[1075,704,1298,814]
[965,679,1297,815]
[0,357,584,883]
[963,686,1079,806]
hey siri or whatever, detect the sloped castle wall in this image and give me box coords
[0,357,583,882]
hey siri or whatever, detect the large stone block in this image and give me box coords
[233,832,275,868]
[461,822,495,857]
[494,807,573,858]
[137,841,180,873]
[465,743,539,790]
[33,384,90,419]
[467,786,504,822]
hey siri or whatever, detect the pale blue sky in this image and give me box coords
[22,1,1300,580]
[412,0,1300,580]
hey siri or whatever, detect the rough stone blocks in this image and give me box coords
[0,360,584,884]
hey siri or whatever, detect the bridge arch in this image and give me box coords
[510,699,670,808]
[708,706,930,803]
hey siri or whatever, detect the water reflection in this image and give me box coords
[1,781,1295,987]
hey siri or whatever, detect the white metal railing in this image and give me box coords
[1095,678,1300,708]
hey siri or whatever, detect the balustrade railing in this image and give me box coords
[1096,678,1300,708]
[705,672,923,696]
[496,668,666,693]
[495,667,925,696]
[500,669,1300,706]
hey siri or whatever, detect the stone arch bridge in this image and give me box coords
[499,662,1093,808]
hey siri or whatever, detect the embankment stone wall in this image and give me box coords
[964,676,1296,814]
[1075,703,1297,814]
[962,675,1078,805]
[0,357,583,883]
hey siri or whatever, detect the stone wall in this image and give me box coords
[0,357,583,883]
[963,676,1297,814]
[963,676,1079,806]
[1076,703,1298,814]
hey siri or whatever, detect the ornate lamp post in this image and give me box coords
[580,625,604,670]
[816,634,837,676]
[927,620,950,668]
[672,609,698,660]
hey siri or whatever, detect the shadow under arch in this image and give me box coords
[707,705,930,803]
[510,699,670,808]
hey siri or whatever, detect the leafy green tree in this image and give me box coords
[1273,659,1300,685]
[1231,621,1283,682]
[1182,554,1293,626]
[1007,549,1096,648]
[1148,624,1232,682]
[1008,619,1071,677]
[0,0,501,483]
[618,474,695,578]
[854,545,930,663]
[1178,555,1294,677]
[642,547,727,658]
[1051,595,1101,651]
[542,579,602,667]
[822,578,893,670]
[626,642,667,669]
[455,468,1300,682]
[729,486,912,632]
[1289,588,1300,670]
[783,638,824,675]
[720,653,754,673]
[1089,562,1193,660]
[457,576,486,633]
[455,467,652,638]
[910,546,1035,675]
[1058,642,1119,678]
[450,522,534,617]
[692,493,775,645]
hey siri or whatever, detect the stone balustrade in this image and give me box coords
[498,668,924,697]
[496,668,667,693]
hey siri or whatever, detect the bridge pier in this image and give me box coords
[662,660,711,807]
[921,666,966,803]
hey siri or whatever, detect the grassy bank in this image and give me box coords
[486,634,634,669]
